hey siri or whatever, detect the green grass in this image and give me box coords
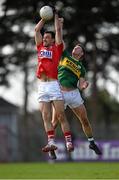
[0,162,119,179]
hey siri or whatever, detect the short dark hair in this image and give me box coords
[44,31,55,39]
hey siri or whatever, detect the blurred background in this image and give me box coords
[0,0,119,162]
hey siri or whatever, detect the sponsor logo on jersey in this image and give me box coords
[59,57,81,78]
[38,50,52,59]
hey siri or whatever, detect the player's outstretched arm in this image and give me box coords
[34,19,45,46]
[54,12,63,45]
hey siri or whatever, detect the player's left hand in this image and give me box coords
[79,80,89,90]
[81,81,89,89]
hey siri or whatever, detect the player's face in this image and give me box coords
[72,45,84,59]
[43,33,55,47]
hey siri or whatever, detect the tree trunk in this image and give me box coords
[91,44,99,128]
[22,61,30,161]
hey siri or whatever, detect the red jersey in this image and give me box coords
[36,43,63,79]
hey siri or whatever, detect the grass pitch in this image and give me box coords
[0,162,119,179]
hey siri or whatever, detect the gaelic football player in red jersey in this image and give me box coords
[34,11,74,159]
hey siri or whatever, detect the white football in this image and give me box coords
[40,6,53,21]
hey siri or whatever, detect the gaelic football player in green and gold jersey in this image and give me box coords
[52,44,102,155]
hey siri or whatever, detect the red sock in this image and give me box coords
[64,131,72,144]
[47,130,55,145]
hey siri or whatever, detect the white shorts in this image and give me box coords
[38,80,64,102]
[62,89,84,109]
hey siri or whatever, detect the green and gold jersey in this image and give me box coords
[58,50,86,88]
